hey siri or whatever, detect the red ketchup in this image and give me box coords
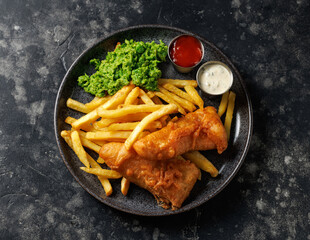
[169,35,203,67]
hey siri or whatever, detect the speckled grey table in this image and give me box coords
[1,0,309,239]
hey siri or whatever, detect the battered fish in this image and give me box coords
[133,106,228,161]
[99,142,199,209]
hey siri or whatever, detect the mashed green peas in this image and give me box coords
[77,39,168,97]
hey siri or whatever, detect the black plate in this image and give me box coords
[54,25,253,216]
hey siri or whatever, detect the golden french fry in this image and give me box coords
[61,130,73,147]
[85,96,112,111]
[87,154,101,168]
[125,104,178,150]
[132,98,139,105]
[91,140,107,146]
[218,91,229,117]
[139,89,155,105]
[64,116,76,125]
[121,177,130,196]
[147,120,163,129]
[97,105,164,119]
[86,131,132,140]
[224,91,236,140]
[78,131,107,146]
[146,91,155,98]
[184,85,204,109]
[152,96,163,104]
[93,118,120,129]
[76,130,86,138]
[71,110,99,130]
[98,176,113,196]
[93,113,150,129]
[65,116,95,132]
[64,116,79,130]
[111,112,149,122]
[97,157,105,164]
[117,104,125,109]
[103,121,162,131]
[98,123,137,131]
[158,86,196,112]
[158,78,198,87]
[80,167,122,179]
[105,122,140,131]
[79,135,101,153]
[66,98,90,113]
[198,169,201,181]
[154,92,186,115]
[71,131,90,168]
[124,87,140,105]
[161,83,195,103]
[97,84,135,110]
[183,151,218,177]
[145,122,163,132]
[86,155,113,196]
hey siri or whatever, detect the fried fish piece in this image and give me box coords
[99,142,199,209]
[133,106,228,161]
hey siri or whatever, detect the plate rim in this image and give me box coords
[54,24,253,216]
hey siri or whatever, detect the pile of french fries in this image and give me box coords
[61,78,235,197]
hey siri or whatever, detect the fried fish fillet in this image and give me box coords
[133,106,228,161]
[99,142,199,209]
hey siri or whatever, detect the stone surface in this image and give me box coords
[0,0,309,239]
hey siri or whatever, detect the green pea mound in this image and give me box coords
[78,39,168,97]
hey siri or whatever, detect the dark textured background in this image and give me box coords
[0,0,309,239]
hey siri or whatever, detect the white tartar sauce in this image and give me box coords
[199,64,232,95]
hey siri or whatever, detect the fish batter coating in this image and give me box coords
[99,142,199,209]
[133,106,228,161]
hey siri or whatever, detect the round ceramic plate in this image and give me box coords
[54,25,253,216]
